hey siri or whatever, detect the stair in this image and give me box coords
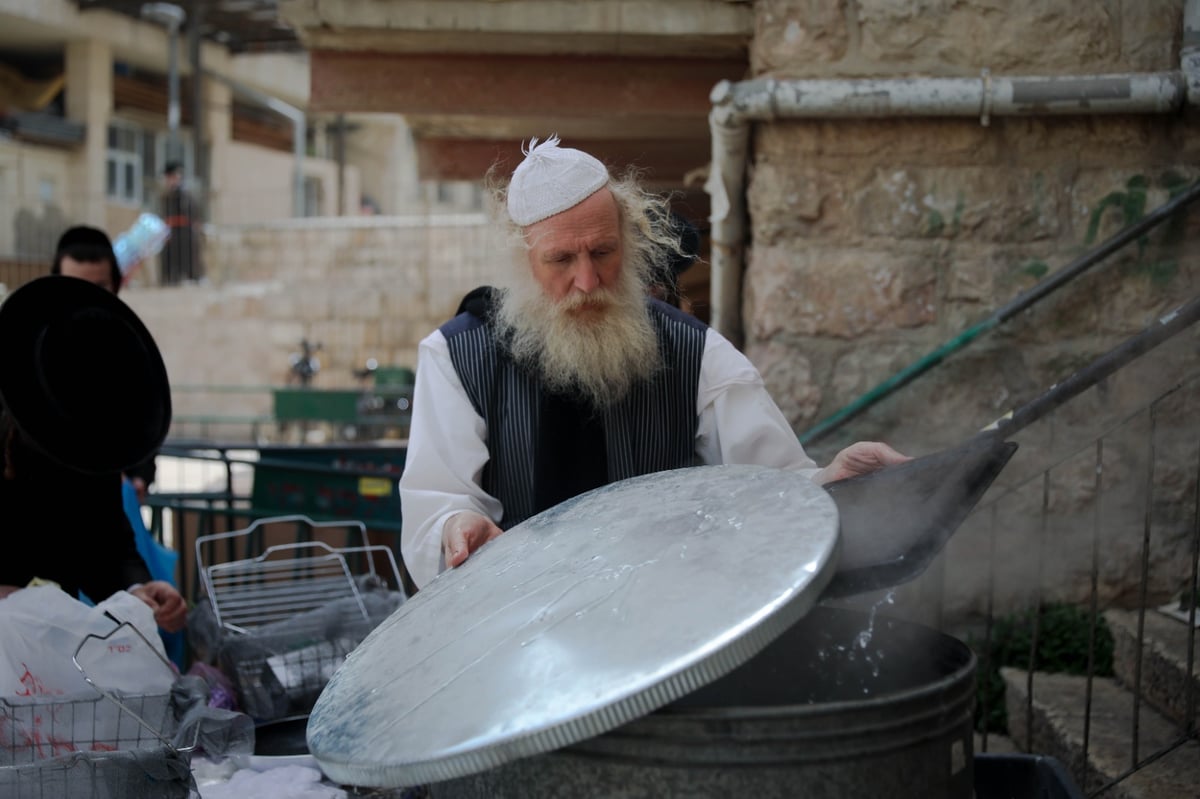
[1105,608,1200,727]
[1001,604,1200,799]
[1002,667,1198,798]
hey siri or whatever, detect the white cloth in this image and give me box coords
[399,326,820,589]
[197,763,346,799]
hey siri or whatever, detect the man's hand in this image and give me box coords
[0,584,20,600]
[816,441,911,485]
[131,581,187,633]
[442,511,504,571]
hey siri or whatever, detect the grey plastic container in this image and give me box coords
[431,605,977,799]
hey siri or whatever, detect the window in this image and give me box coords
[106,120,145,205]
[106,120,194,206]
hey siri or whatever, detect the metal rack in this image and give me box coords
[195,515,405,720]
[0,620,197,798]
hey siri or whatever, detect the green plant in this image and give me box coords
[969,602,1114,734]
[1085,175,1149,250]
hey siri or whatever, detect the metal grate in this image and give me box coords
[195,515,405,720]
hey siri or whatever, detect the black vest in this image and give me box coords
[441,294,707,529]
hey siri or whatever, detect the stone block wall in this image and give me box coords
[746,0,1200,621]
[122,214,502,426]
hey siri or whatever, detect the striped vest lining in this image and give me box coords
[442,299,707,529]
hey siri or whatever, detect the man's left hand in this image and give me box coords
[816,441,911,485]
[131,581,187,633]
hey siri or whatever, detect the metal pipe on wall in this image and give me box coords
[1185,0,1200,104]
[706,2,1200,343]
[203,70,307,218]
[141,3,187,164]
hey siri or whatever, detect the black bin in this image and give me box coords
[974,753,1086,799]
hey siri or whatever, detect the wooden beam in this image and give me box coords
[310,51,745,117]
[414,136,711,183]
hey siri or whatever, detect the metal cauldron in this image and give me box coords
[430,605,976,799]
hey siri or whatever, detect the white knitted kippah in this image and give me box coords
[506,135,609,226]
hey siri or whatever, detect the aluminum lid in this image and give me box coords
[308,464,840,788]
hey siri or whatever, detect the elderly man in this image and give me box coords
[399,136,907,589]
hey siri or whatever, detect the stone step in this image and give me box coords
[1002,667,1200,799]
[1105,607,1200,728]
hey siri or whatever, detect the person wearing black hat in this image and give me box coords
[0,277,186,633]
[160,161,201,286]
[51,225,123,294]
[51,226,159,499]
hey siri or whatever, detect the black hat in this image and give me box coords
[0,277,171,474]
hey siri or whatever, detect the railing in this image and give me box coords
[953,365,1200,796]
[800,179,1200,447]
[169,382,413,443]
[0,257,52,294]
[146,441,413,600]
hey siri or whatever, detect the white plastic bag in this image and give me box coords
[0,585,173,700]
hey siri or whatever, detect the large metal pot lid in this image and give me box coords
[308,464,839,788]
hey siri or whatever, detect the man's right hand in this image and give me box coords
[442,511,504,570]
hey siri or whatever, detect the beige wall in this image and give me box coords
[213,141,361,224]
[0,140,74,258]
[344,115,418,215]
[123,213,501,421]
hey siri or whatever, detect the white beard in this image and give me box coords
[495,265,661,409]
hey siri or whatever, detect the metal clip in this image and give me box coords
[980,68,993,127]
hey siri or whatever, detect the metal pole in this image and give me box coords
[335,114,346,216]
[167,24,180,160]
[142,4,188,163]
[188,0,206,206]
[293,111,306,217]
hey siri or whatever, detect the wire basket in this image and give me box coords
[0,618,197,798]
[196,515,405,720]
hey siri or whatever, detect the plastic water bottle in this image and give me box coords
[113,213,171,275]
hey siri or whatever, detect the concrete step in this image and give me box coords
[1106,607,1200,728]
[1002,667,1200,799]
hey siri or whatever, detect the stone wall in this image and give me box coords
[122,214,502,427]
[747,0,1200,622]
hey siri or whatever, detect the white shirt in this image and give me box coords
[399,326,821,589]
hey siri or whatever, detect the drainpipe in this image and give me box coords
[708,49,1197,343]
[1186,0,1200,105]
[203,70,307,218]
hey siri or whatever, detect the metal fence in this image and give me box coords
[146,442,412,602]
[960,366,1199,796]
